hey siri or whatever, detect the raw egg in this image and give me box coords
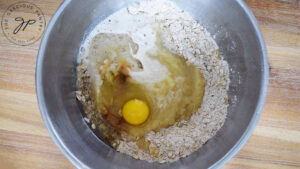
[122,99,149,125]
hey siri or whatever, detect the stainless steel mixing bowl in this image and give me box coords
[36,0,268,168]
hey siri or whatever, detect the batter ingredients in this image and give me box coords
[86,32,205,138]
[77,0,229,163]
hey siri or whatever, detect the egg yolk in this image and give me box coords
[122,99,149,125]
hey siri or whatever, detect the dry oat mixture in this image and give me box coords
[76,0,229,163]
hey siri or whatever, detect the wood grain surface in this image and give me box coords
[0,0,299,168]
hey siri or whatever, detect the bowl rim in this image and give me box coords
[36,0,269,168]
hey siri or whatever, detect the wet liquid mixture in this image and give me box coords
[87,32,205,141]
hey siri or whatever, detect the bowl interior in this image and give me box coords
[37,0,267,168]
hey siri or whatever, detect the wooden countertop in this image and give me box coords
[0,0,299,168]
